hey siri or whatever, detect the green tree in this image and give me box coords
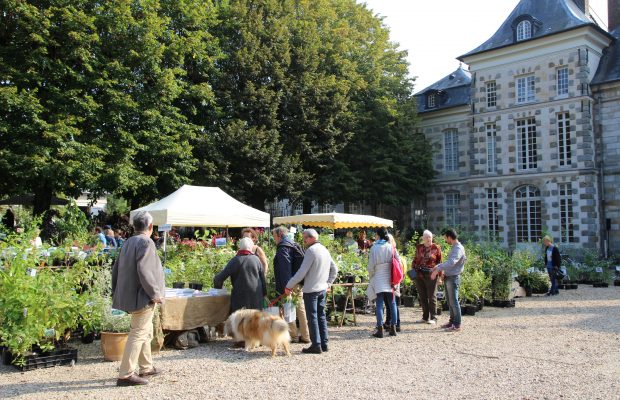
[0,0,106,214]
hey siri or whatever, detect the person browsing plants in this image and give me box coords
[431,229,466,332]
[112,211,165,386]
[412,230,442,325]
[543,236,562,296]
[284,229,338,355]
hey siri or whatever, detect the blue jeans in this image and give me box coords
[547,268,558,294]
[444,275,462,327]
[375,292,398,327]
[303,291,328,348]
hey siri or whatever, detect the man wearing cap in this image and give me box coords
[285,229,338,354]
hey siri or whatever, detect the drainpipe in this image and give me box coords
[596,94,607,257]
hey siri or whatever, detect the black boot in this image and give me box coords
[389,325,397,336]
[372,326,384,338]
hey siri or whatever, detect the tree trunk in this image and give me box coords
[303,199,312,214]
[33,185,52,216]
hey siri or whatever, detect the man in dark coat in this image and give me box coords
[272,226,310,343]
[112,211,164,386]
[214,237,266,312]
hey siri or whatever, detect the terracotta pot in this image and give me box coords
[100,332,128,361]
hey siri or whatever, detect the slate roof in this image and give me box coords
[459,0,603,60]
[592,27,620,85]
[415,67,472,114]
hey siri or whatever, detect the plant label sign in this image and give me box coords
[159,224,172,232]
[595,267,604,273]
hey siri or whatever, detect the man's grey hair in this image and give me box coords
[132,211,153,233]
[271,225,289,237]
[303,229,319,239]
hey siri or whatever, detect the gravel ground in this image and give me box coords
[1,286,619,400]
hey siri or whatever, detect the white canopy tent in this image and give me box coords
[272,212,393,229]
[129,185,270,228]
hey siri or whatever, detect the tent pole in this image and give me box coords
[163,230,167,265]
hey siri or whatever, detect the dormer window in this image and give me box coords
[427,93,437,108]
[516,20,532,41]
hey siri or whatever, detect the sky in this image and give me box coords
[359,0,609,92]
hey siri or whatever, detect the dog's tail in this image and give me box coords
[272,318,289,333]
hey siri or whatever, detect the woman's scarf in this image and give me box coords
[236,249,253,256]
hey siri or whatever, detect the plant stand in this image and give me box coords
[329,283,368,327]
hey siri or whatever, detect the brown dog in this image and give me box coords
[225,309,291,357]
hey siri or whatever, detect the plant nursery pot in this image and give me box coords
[593,282,609,288]
[402,296,415,307]
[567,284,578,290]
[435,307,442,316]
[344,275,355,284]
[464,305,477,316]
[189,282,203,291]
[525,287,533,297]
[558,284,567,290]
[81,332,96,344]
[101,332,128,362]
[492,299,515,308]
[442,302,449,311]
[614,280,620,287]
[172,282,185,289]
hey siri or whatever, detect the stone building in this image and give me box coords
[415,0,620,255]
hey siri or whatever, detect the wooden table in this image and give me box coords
[329,283,369,327]
[161,295,231,331]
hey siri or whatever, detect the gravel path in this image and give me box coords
[1,286,619,400]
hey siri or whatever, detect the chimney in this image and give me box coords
[574,0,590,16]
[609,0,620,32]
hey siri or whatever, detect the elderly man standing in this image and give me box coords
[272,226,310,344]
[285,229,338,354]
[112,211,165,386]
[431,229,466,332]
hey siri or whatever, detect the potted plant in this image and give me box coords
[100,303,131,362]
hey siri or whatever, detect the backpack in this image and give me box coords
[390,248,404,286]
[291,242,305,275]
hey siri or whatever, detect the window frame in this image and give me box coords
[444,129,459,173]
[486,81,497,108]
[514,185,542,243]
[557,112,572,167]
[445,192,461,227]
[516,117,537,171]
[516,20,532,41]
[557,67,569,96]
[487,188,500,240]
[427,93,436,109]
[516,75,536,103]
[486,123,497,174]
[558,183,576,243]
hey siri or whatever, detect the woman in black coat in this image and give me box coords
[214,237,266,312]
[543,236,562,296]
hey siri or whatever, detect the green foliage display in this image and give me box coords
[0,235,93,365]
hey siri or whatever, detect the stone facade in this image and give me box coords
[415,0,619,253]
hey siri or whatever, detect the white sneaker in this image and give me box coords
[426,319,436,325]
[415,319,427,324]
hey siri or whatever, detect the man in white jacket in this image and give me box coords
[285,229,338,354]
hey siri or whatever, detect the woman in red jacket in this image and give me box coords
[412,230,442,324]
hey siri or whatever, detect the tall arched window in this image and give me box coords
[517,20,532,41]
[514,185,541,242]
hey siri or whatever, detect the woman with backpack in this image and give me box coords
[367,227,399,338]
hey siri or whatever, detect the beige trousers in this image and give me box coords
[288,287,310,342]
[118,304,154,378]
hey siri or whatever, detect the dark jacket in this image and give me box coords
[112,234,165,313]
[213,253,266,313]
[544,246,561,268]
[273,237,296,295]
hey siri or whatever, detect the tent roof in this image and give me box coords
[272,212,393,229]
[129,185,270,227]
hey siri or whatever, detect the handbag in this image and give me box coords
[553,267,565,281]
[407,268,417,280]
[391,250,404,286]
